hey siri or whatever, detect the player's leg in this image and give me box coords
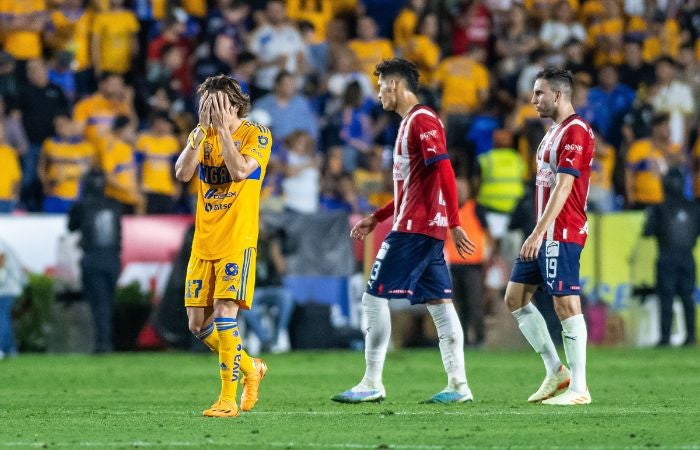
[541,242,590,405]
[656,257,675,346]
[413,244,472,404]
[507,249,568,402]
[184,256,218,351]
[209,248,266,412]
[541,294,590,405]
[205,298,242,417]
[423,297,473,404]
[331,292,390,403]
[677,256,695,346]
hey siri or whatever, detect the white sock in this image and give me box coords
[561,314,587,393]
[512,303,562,376]
[358,293,391,389]
[427,303,469,393]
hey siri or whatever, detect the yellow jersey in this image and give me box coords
[182,0,207,18]
[286,0,333,44]
[41,137,95,200]
[393,8,418,49]
[0,144,21,201]
[626,139,681,204]
[403,35,440,86]
[192,121,272,260]
[591,143,615,192]
[73,93,131,146]
[136,132,180,196]
[99,137,139,205]
[348,39,394,87]
[433,56,489,114]
[0,0,46,60]
[91,9,139,74]
[49,7,93,71]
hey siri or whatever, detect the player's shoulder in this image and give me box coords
[409,105,442,128]
[240,120,271,138]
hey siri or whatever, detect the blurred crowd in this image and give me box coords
[0,0,699,219]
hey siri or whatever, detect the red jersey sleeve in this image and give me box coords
[410,112,449,166]
[556,125,591,178]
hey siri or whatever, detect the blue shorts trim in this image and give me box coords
[509,240,583,296]
[366,231,452,304]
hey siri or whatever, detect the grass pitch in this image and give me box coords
[0,347,698,449]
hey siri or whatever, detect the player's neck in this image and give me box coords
[552,105,576,125]
[228,117,244,134]
[396,93,419,118]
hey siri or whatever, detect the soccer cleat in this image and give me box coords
[541,388,591,406]
[241,358,268,412]
[421,388,474,404]
[203,399,240,417]
[331,385,386,403]
[528,365,571,402]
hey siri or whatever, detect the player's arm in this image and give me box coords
[211,92,259,182]
[175,92,211,182]
[350,199,393,240]
[520,172,575,260]
[437,159,476,257]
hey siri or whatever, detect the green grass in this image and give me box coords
[0,348,698,449]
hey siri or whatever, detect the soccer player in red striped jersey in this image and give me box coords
[506,67,594,405]
[331,58,477,404]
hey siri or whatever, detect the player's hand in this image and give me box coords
[211,91,236,129]
[520,232,544,261]
[198,91,211,128]
[350,215,378,240]
[450,226,477,258]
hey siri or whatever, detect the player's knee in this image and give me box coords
[503,291,522,312]
[188,321,203,335]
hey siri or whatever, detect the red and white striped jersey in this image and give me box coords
[391,105,450,240]
[535,114,595,246]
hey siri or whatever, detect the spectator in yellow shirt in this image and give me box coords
[348,16,394,87]
[286,0,333,44]
[393,0,427,50]
[588,131,616,212]
[91,0,139,76]
[38,114,95,213]
[625,113,683,208]
[0,0,47,62]
[642,13,681,63]
[402,12,441,87]
[0,122,21,213]
[45,0,94,96]
[73,72,135,147]
[99,115,142,214]
[136,113,180,214]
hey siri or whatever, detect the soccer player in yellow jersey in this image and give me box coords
[175,75,272,418]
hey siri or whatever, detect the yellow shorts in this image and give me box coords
[184,247,257,309]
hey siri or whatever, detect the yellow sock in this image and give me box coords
[239,348,255,377]
[194,322,219,352]
[214,318,241,403]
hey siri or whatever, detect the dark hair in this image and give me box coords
[374,58,419,94]
[535,67,574,97]
[99,71,121,84]
[274,70,293,86]
[237,51,256,65]
[656,56,677,67]
[112,115,131,132]
[197,74,250,118]
[651,112,670,127]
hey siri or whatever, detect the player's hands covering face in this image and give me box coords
[211,91,237,129]
[198,91,212,128]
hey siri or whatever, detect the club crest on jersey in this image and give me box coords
[225,263,239,276]
[203,142,213,160]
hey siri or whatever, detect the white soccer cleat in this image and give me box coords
[528,365,571,402]
[331,384,386,403]
[541,388,591,406]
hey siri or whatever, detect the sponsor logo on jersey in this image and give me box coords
[564,157,575,165]
[226,284,237,292]
[426,147,437,153]
[419,129,438,140]
[388,289,414,295]
[203,188,237,200]
[564,144,583,152]
[428,212,448,227]
[569,285,581,291]
[204,202,232,212]
[225,263,239,276]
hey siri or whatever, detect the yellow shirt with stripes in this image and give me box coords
[0,144,21,201]
[626,139,681,204]
[91,9,139,74]
[41,137,95,200]
[73,93,132,146]
[136,133,180,196]
[0,0,46,60]
[433,56,489,114]
[49,8,93,71]
[192,121,272,261]
[99,137,139,205]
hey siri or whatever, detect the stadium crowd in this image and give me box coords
[1,0,699,352]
